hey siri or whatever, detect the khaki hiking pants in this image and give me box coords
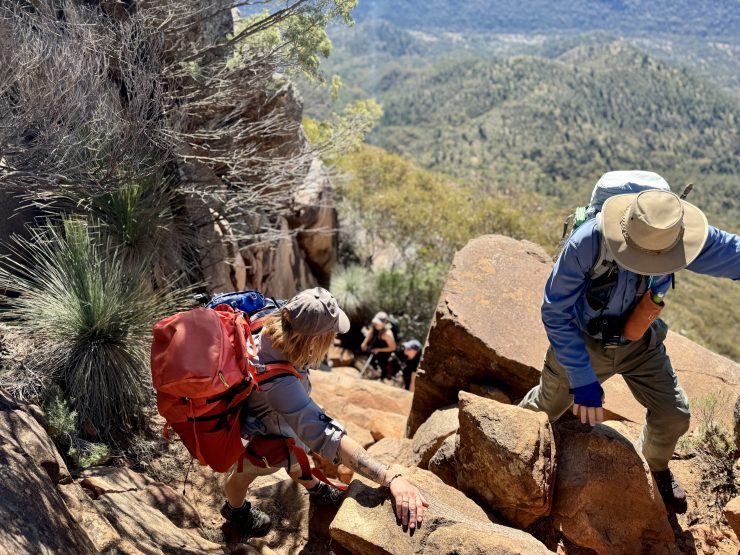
[519,319,690,471]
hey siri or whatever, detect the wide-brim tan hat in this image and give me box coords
[599,190,708,276]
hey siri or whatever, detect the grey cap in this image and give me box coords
[402,339,422,351]
[371,311,389,325]
[284,287,350,336]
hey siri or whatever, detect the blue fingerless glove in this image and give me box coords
[570,381,603,407]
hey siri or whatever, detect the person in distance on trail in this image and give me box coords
[519,172,740,514]
[360,311,397,380]
[222,288,428,538]
[399,339,422,391]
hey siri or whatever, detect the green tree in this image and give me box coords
[232,1,357,82]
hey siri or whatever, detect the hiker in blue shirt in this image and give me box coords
[520,171,740,514]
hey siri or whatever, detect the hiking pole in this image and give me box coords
[360,353,374,378]
[680,183,693,200]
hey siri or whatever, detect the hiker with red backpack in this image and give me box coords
[519,170,740,514]
[152,287,428,540]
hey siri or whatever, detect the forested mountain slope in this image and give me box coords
[352,0,740,39]
[342,44,739,230]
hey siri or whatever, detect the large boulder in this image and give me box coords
[0,444,97,554]
[407,235,553,435]
[407,234,740,435]
[367,437,415,467]
[723,496,740,542]
[427,434,457,488]
[0,407,71,485]
[411,405,459,468]
[734,395,740,453]
[329,467,552,555]
[456,392,555,528]
[552,420,674,555]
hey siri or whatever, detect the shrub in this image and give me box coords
[692,392,738,520]
[0,218,188,435]
[70,440,111,469]
[374,262,446,341]
[43,385,77,440]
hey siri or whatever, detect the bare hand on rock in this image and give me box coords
[572,403,604,426]
[390,477,429,529]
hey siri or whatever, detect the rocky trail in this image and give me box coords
[1,235,739,554]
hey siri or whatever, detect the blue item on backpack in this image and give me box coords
[207,290,266,313]
[206,290,286,323]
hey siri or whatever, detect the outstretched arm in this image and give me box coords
[687,226,740,280]
[360,328,373,352]
[337,434,429,529]
[266,377,429,528]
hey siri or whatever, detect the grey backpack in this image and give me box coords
[561,171,672,279]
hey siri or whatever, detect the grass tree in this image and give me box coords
[330,264,377,321]
[0,219,189,435]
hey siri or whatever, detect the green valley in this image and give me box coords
[309,9,740,361]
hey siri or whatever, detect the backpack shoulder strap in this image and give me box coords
[589,214,617,279]
[250,362,303,386]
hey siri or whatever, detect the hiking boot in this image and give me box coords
[308,481,345,507]
[220,501,272,538]
[652,469,688,514]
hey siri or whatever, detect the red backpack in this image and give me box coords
[151,304,300,473]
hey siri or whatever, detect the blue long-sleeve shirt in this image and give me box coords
[542,220,740,388]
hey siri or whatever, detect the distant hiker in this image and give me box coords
[399,339,422,391]
[360,311,397,381]
[519,171,740,514]
[223,289,428,538]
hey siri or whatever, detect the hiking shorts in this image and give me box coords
[231,456,301,478]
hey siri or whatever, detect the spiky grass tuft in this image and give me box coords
[330,264,377,319]
[1,218,189,434]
